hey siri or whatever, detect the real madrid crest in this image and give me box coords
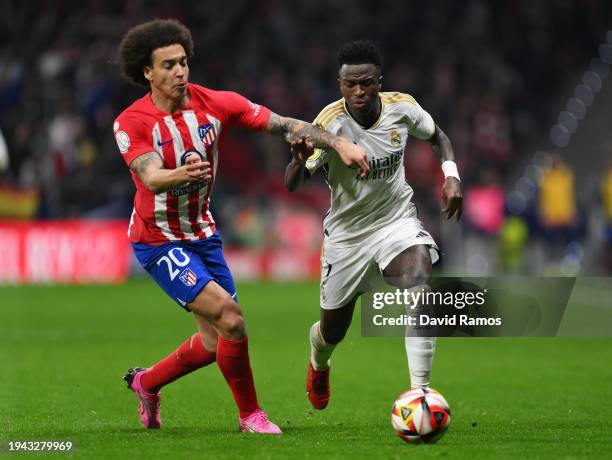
[390,129,401,147]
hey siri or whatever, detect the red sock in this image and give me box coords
[141,333,216,393]
[216,336,260,418]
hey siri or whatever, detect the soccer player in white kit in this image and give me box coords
[285,41,463,410]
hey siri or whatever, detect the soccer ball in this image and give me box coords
[391,387,451,444]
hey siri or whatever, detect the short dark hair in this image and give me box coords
[337,40,382,70]
[118,19,194,87]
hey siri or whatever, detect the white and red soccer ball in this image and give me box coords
[391,387,451,444]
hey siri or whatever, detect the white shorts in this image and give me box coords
[319,218,439,310]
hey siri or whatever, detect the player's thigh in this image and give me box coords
[181,235,244,336]
[319,295,359,344]
[382,244,433,289]
[374,218,438,288]
[190,234,238,303]
[321,240,372,310]
[145,244,214,310]
[189,280,244,334]
[374,218,439,268]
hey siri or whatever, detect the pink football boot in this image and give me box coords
[239,409,282,434]
[123,367,161,429]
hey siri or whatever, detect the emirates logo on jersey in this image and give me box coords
[358,151,403,181]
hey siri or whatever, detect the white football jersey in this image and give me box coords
[306,92,436,245]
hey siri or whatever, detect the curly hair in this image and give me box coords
[118,19,194,87]
[337,40,382,70]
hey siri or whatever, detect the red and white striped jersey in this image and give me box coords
[114,83,271,245]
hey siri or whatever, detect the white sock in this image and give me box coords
[404,285,436,388]
[309,321,336,371]
[405,335,436,388]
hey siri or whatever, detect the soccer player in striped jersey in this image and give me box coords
[285,41,463,410]
[114,20,369,434]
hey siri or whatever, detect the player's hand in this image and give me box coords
[290,137,314,165]
[183,155,211,182]
[336,138,369,177]
[441,177,462,221]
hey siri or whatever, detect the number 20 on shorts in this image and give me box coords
[156,248,191,280]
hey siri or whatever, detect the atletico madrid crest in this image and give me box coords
[179,268,197,286]
[198,123,216,145]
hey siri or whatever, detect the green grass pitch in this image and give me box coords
[1,280,611,459]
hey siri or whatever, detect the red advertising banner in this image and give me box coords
[0,220,321,284]
[0,220,131,284]
[224,248,321,281]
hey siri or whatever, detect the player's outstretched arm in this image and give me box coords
[285,138,313,192]
[130,152,212,194]
[427,125,463,221]
[266,113,369,177]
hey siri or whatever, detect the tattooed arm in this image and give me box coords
[266,113,369,176]
[129,152,211,194]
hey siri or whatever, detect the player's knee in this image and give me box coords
[222,312,245,337]
[408,268,431,288]
[217,299,245,338]
[385,246,432,289]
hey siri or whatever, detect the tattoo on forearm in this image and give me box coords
[267,113,342,150]
[129,152,163,176]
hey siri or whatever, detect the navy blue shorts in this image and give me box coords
[132,232,237,311]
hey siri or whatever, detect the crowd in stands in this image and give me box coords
[0,0,610,273]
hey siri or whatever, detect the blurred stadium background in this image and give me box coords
[1,0,611,284]
[3,4,612,457]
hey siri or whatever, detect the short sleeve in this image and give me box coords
[113,115,154,166]
[221,91,271,131]
[403,102,436,140]
[304,111,337,174]
[305,148,330,174]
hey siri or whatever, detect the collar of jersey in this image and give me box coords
[147,84,194,116]
[342,96,385,130]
